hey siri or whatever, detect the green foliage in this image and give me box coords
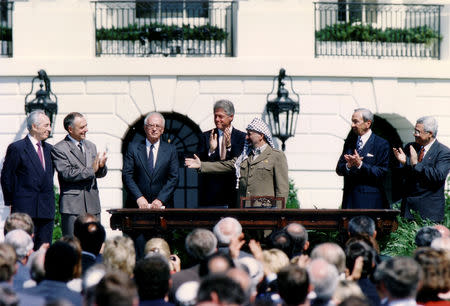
[52,187,62,243]
[286,178,300,209]
[96,23,228,41]
[0,27,12,41]
[315,23,441,45]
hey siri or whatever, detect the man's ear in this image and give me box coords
[304,241,310,251]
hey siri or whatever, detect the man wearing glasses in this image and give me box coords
[122,112,178,209]
[393,116,450,222]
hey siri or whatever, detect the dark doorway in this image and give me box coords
[121,112,202,208]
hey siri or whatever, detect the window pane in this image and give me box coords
[186,0,209,18]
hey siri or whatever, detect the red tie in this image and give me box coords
[418,147,425,163]
[36,142,45,169]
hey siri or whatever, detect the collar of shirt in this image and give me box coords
[146,138,160,151]
[387,298,417,306]
[81,250,96,260]
[422,138,435,157]
[359,129,372,148]
[217,126,233,137]
[28,134,41,150]
[67,134,82,148]
[253,143,267,156]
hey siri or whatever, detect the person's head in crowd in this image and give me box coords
[268,230,292,258]
[332,280,364,305]
[45,241,80,283]
[284,222,309,257]
[339,295,371,306]
[0,286,19,306]
[373,256,423,302]
[73,214,98,239]
[348,216,376,238]
[236,256,264,295]
[0,243,17,283]
[134,253,171,302]
[94,270,138,306]
[4,229,33,264]
[345,241,376,279]
[144,237,179,272]
[227,268,254,305]
[416,226,441,247]
[413,247,450,303]
[433,224,450,238]
[431,236,450,251]
[310,243,346,275]
[277,264,310,306]
[200,252,235,276]
[27,248,46,285]
[103,236,135,278]
[307,258,339,304]
[82,264,107,306]
[185,229,217,262]
[3,212,34,237]
[196,274,245,306]
[76,222,105,256]
[262,248,290,275]
[175,281,199,306]
[213,217,242,247]
[346,234,380,255]
[59,236,83,279]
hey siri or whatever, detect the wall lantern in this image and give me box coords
[266,68,300,151]
[24,70,58,135]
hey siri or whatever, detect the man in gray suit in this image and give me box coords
[52,112,107,236]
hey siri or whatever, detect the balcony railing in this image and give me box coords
[93,0,236,57]
[314,2,442,59]
[0,1,13,57]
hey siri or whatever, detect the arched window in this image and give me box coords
[122,112,202,208]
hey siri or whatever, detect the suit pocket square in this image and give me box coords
[366,153,374,157]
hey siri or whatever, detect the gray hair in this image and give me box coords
[213,100,235,116]
[310,243,346,274]
[354,108,374,122]
[144,112,165,128]
[416,116,438,137]
[4,229,34,260]
[185,229,217,261]
[307,258,339,302]
[26,110,47,132]
[213,217,242,246]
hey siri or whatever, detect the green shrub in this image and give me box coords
[53,187,62,243]
[0,27,12,41]
[286,178,300,209]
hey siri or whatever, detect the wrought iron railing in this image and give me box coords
[314,2,442,59]
[93,0,236,57]
[0,1,13,57]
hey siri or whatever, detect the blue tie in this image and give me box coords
[148,144,154,173]
[356,137,363,155]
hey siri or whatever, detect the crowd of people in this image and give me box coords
[0,213,449,306]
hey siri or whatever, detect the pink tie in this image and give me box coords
[37,142,45,169]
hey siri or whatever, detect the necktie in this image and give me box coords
[78,142,83,152]
[220,133,227,160]
[36,142,44,169]
[356,137,363,155]
[148,144,154,173]
[418,146,425,162]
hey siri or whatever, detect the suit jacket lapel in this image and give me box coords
[137,142,152,179]
[152,142,167,179]
[65,136,86,166]
[360,133,374,157]
[212,128,220,160]
[422,140,439,163]
[42,142,53,173]
[24,136,45,176]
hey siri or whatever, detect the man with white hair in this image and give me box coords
[213,217,251,258]
[186,117,289,207]
[4,229,34,291]
[393,116,450,222]
[307,258,339,306]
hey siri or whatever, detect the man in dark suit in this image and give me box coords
[197,100,246,208]
[336,108,390,209]
[122,112,178,209]
[1,110,54,249]
[52,112,107,236]
[393,116,450,222]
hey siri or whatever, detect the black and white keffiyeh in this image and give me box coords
[233,118,274,188]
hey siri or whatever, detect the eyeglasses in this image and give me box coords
[145,123,163,130]
[413,129,430,136]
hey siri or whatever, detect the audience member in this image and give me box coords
[268,230,293,259]
[76,221,105,274]
[94,270,138,306]
[144,238,180,273]
[196,274,245,306]
[227,267,254,305]
[213,217,251,258]
[339,295,371,306]
[81,263,107,306]
[433,225,450,238]
[4,229,33,291]
[307,258,339,306]
[284,222,309,258]
[103,236,135,278]
[134,253,173,306]
[26,247,46,287]
[415,226,441,247]
[23,241,82,306]
[236,256,264,298]
[174,281,199,306]
[348,216,376,238]
[310,243,346,277]
[60,236,83,292]
[332,280,364,305]
[3,212,34,237]
[277,264,311,306]
[431,236,450,251]
[199,252,235,276]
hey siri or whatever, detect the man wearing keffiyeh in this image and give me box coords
[185,118,289,208]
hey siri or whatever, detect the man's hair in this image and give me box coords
[310,243,346,274]
[262,248,290,274]
[134,254,170,301]
[196,274,245,305]
[75,221,106,255]
[28,248,46,284]
[45,241,80,282]
[213,217,242,246]
[95,270,137,306]
[213,100,235,116]
[26,110,46,132]
[348,216,376,237]
[63,112,84,132]
[103,236,136,277]
[277,264,309,305]
[307,258,339,302]
[4,229,33,261]
[415,226,441,247]
[373,256,423,299]
[339,296,371,306]
[284,222,308,256]
[0,286,19,306]
[354,108,374,122]
[417,116,438,137]
[0,243,17,282]
[73,213,98,238]
[143,112,165,128]
[268,230,292,258]
[185,229,217,261]
[199,252,235,277]
[4,212,34,236]
[345,241,376,279]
